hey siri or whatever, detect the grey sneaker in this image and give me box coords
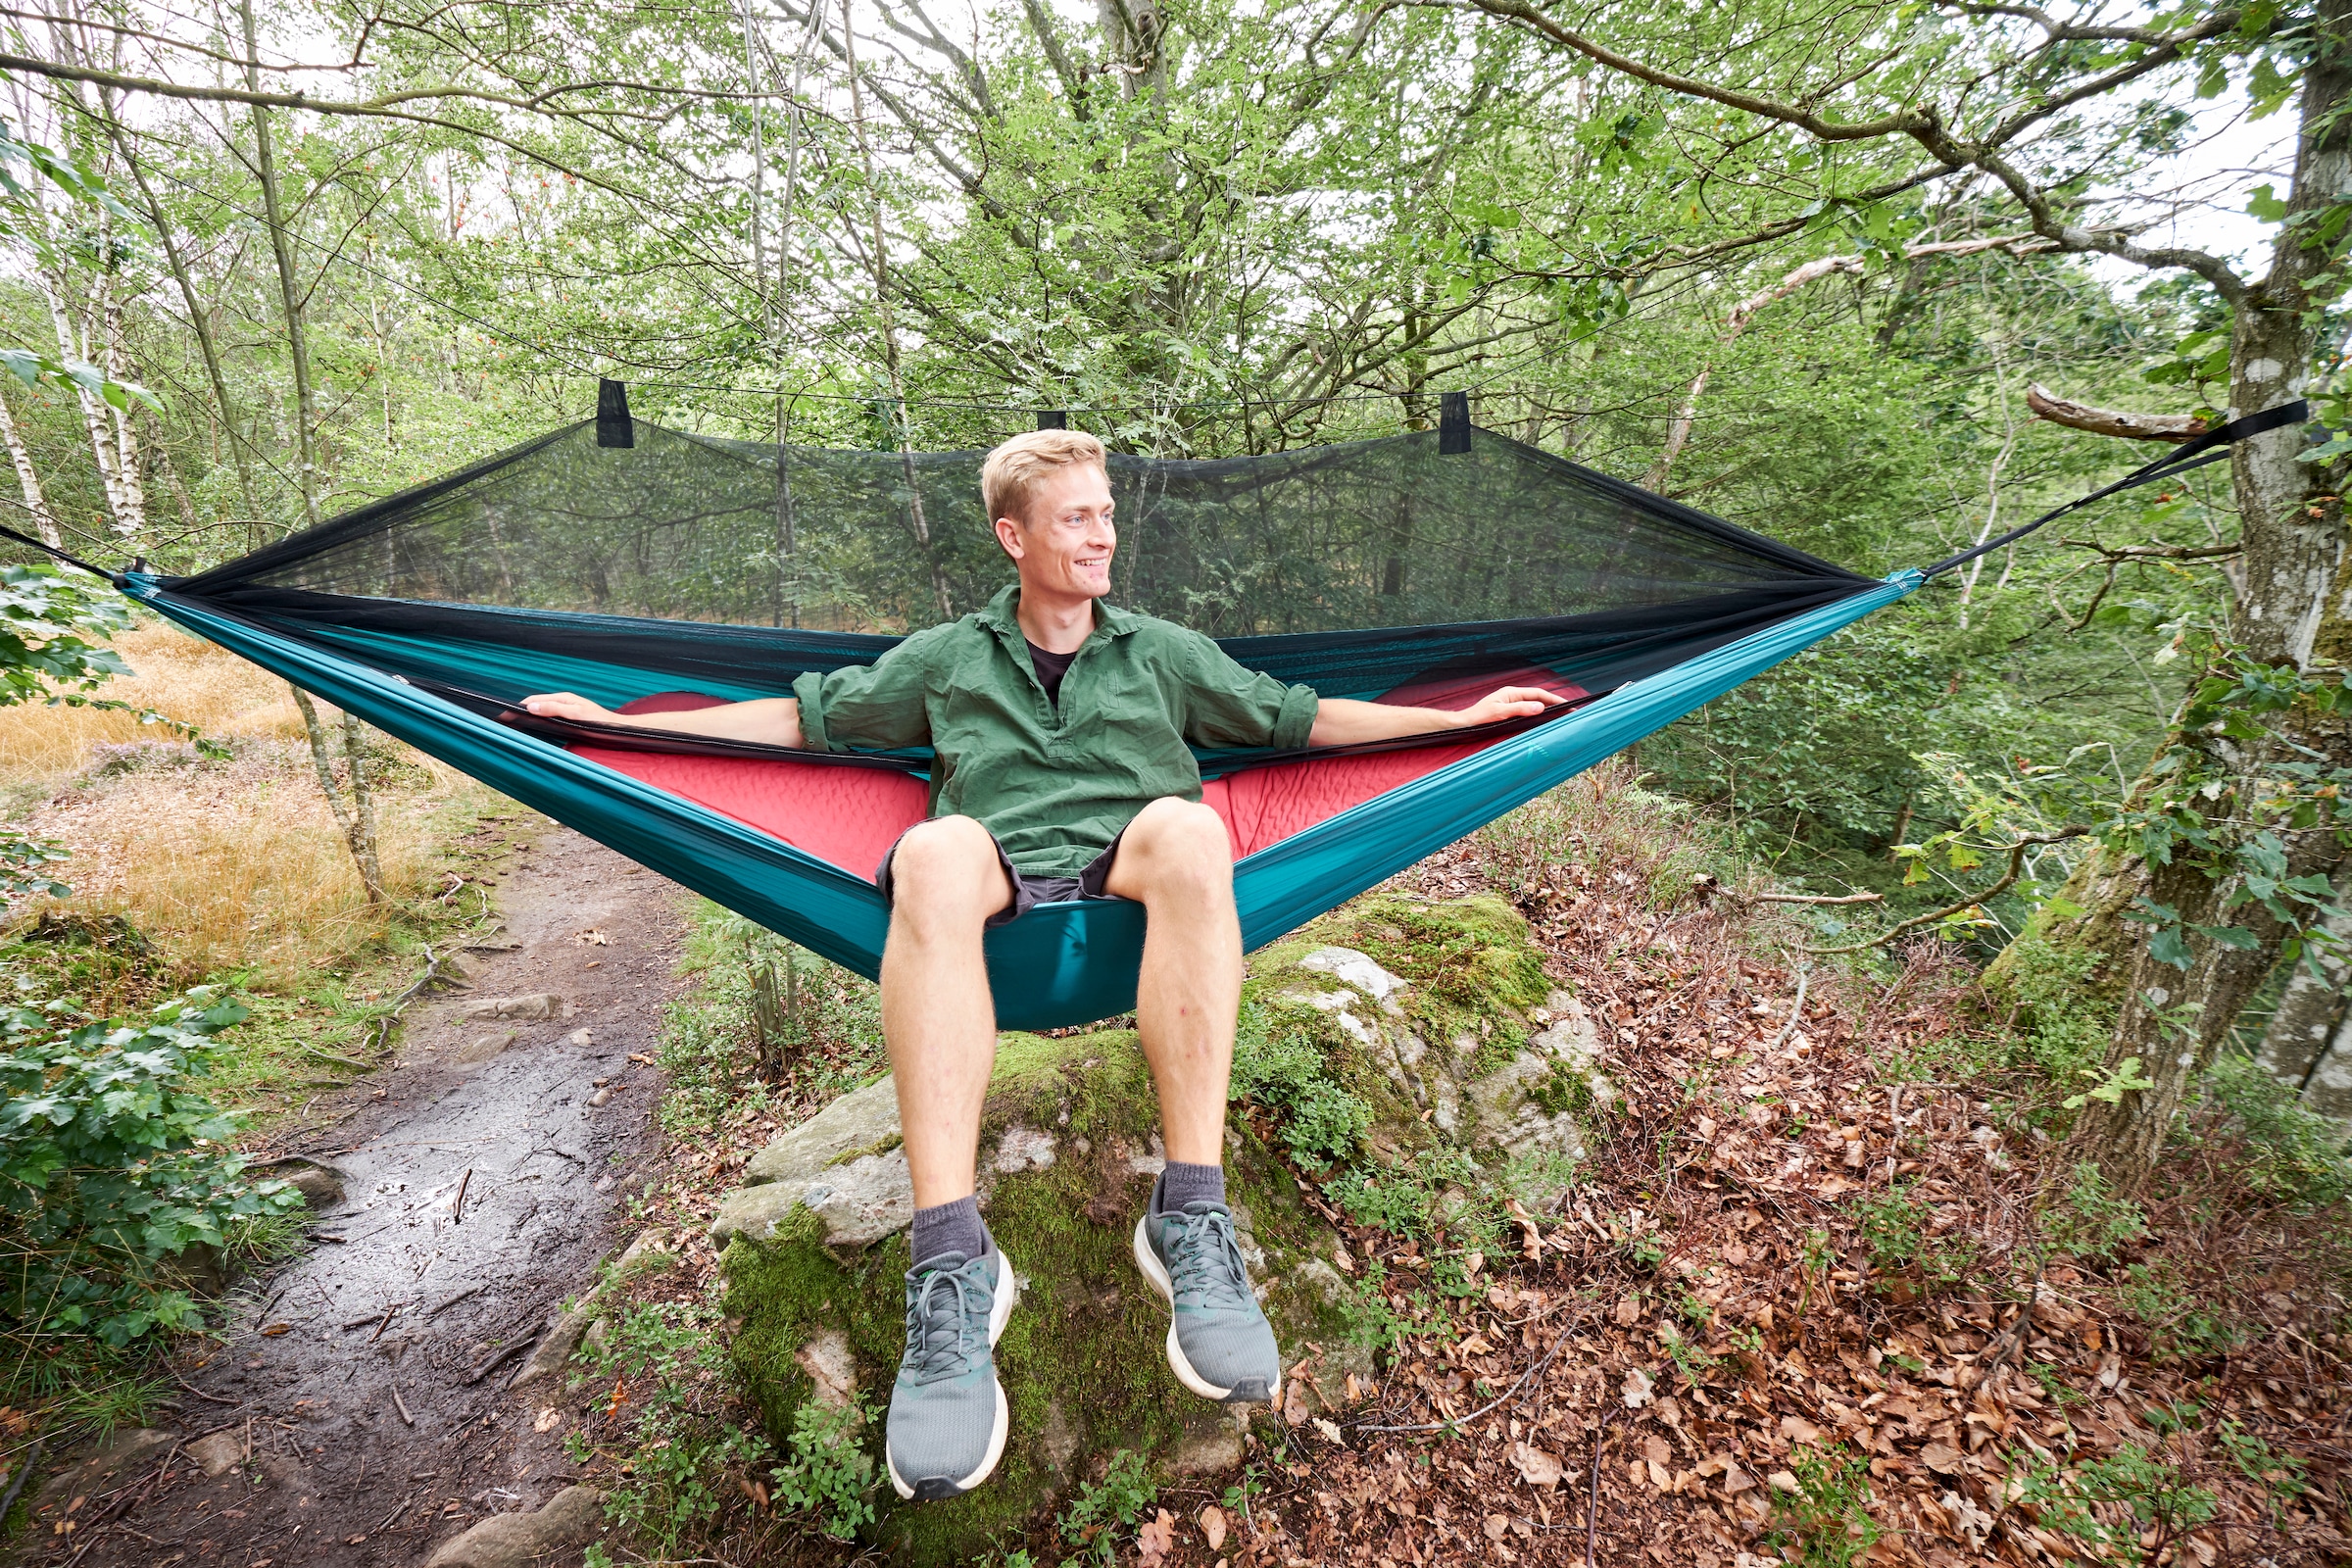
[1132,1189,1282,1404]
[885,1241,1019,1501]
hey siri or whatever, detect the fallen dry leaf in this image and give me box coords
[1137,1507,1175,1566]
[1313,1416,1345,1446]
[1767,1470,1801,1494]
[1199,1504,1227,1552]
[532,1408,561,1434]
[575,928,611,945]
[1779,1414,1823,1446]
[1509,1441,1562,1489]
[1484,1513,1510,1542]
[1920,1441,1966,1475]
[1621,1367,1655,1408]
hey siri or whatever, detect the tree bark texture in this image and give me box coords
[2050,4,2352,1187]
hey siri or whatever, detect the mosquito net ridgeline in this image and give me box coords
[122,390,1919,1027]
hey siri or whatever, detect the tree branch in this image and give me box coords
[2027,382,2210,442]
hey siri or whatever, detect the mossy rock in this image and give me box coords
[717,1027,1360,1561]
[712,894,1612,1561]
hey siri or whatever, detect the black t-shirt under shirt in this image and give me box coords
[1027,641,1076,707]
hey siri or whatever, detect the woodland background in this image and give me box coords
[0,3,2346,1564]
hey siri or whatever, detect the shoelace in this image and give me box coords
[902,1260,985,1385]
[1165,1208,1253,1313]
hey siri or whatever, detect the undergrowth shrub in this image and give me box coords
[1229,1004,1372,1168]
[659,900,885,1134]
[0,985,300,1354]
[2200,1054,2352,1206]
[572,1293,777,1550]
[768,1397,879,1541]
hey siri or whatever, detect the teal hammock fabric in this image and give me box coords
[121,570,1918,1028]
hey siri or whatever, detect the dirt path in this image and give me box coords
[31,826,688,1568]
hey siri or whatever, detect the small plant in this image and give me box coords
[1230,1008,1373,1168]
[2040,1161,2145,1262]
[1765,1443,1881,1567]
[577,1293,778,1551]
[2116,1259,2250,1360]
[1058,1447,1158,1563]
[768,1397,878,1541]
[2214,1417,2310,1523]
[2010,1445,2217,1564]
[1658,1323,1718,1386]
[1852,1184,1977,1293]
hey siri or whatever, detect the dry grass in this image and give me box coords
[27,753,474,986]
[0,619,315,785]
[4,616,502,986]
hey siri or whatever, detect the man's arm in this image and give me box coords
[1307,685,1565,747]
[518,692,805,748]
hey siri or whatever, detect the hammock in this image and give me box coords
[69,390,2297,1029]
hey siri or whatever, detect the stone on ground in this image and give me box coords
[419,1484,603,1567]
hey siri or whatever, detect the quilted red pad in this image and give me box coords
[579,673,1584,879]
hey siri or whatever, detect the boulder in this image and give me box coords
[420,1484,603,1567]
[717,893,1613,1564]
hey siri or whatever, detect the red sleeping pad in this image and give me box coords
[573,671,1585,880]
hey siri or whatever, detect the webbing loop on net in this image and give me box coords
[1920,399,2311,579]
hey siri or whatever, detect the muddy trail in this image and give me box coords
[26,827,688,1568]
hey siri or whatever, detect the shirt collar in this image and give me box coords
[979,583,1138,641]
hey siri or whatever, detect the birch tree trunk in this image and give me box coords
[0,384,60,548]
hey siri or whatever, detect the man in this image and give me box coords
[521,430,1558,1500]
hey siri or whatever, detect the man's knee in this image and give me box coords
[1123,799,1233,887]
[889,817,1005,917]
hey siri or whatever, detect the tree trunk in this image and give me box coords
[239,0,320,531]
[2255,857,2352,1116]
[0,383,60,548]
[2043,5,2352,1188]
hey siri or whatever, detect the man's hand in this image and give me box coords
[1453,685,1568,728]
[519,691,612,722]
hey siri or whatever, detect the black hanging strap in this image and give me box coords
[1439,390,1471,455]
[0,519,124,585]
[1035,409,1067,430]
[596,379,635,448]
[1922,399,2310,578]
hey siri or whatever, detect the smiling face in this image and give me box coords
[995,461,1116,603]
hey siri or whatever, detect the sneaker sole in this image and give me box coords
[1131,1216,1282,1407]
[886,1251,1021,1501]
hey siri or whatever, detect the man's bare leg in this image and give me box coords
[1103,797,1244,1164]
[878,816,1023,1504]
[879,815,1013,1211]
[1109,798,1280,1404]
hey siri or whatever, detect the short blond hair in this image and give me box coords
[981,429,1107,527]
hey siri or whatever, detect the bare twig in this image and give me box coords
[2027,383,2208,442]
[390,1382,414,1426]
[451,1167,472,1226]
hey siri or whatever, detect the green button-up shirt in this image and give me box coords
[792,584,1320,874]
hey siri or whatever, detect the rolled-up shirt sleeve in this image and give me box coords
[789,633,938,753]
[1175,632,1319,750]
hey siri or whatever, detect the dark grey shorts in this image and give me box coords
[875,822,1126,928]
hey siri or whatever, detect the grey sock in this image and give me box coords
[1156,1161,1226,1213]
[909,1196,988,1268]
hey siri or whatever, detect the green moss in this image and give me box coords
[722,1028,1325,1564]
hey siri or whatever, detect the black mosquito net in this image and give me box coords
[173,414,1874,645]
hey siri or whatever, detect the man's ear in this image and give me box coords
[994,515,1027,560]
